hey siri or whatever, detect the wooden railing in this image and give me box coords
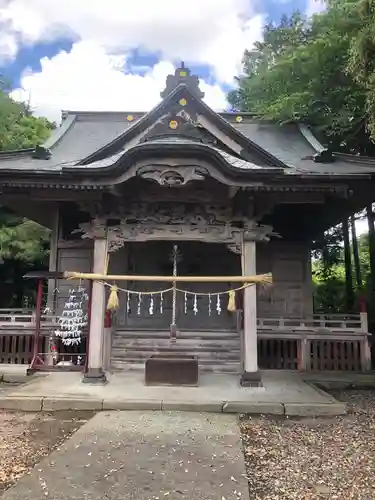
[0,309,56,328]
[257,313,368,334]
[0,309,369,333]
[0,309,371,371]
[0,308,35,324]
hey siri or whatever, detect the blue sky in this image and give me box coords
[0,0,324,122]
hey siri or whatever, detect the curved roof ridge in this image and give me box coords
[212,147,266,170]
[43,114,76,150]
[63,140,284,176]
[298,123,326,153]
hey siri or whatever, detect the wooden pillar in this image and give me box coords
[299,337,311,371]
[367,204,375,318]
[360,337,372,372]
[83,236,108,384]
[343,218,354,312]
[46,207,59,366]
[240,240,262,386]
[47,207,59,309]
[103,322,112,372]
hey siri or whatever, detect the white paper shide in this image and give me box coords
[55,286,89,346]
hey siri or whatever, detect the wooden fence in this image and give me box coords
[257,336,371,371]
[256,313,371,371]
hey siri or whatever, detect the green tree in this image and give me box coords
[228,5,374,154]
[347,0,375,138]
[0,86,53,306]
[0,83,54,151]
[228,5,375,316]
[0,210,50,263]
[0,209,50,308]
[312,225,346,312]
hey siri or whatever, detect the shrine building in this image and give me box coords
[0,65,374,385]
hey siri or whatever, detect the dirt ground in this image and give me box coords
[0,407,94,494]
[241,390,375,500]
[1,383,374,499]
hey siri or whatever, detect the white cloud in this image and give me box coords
[306,0,326,17]
[0,31,17,62]
[4,0,264,122]
[10,41,229,123]
[0,0,264,83]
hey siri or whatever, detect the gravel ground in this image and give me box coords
[0,409,95,494]
[241,390,375,500]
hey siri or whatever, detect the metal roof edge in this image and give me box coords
[219,111,258,118]
[59,109,259,120]
[333,152,375,166]
[61,110,147,121]
[0,148,35,160]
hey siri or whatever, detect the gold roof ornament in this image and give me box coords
[169,120,179,130]
[161,61,205,100]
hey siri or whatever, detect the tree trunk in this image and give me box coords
[343,218,354,312]
[367,204,375,301]
[351,214,363,290]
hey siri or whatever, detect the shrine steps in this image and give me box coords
[110,329,241,374]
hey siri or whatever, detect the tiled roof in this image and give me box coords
[0,113,135,171]
[234,120,375,175]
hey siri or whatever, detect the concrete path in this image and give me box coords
[2,411,249,500]
[0,370,347,416]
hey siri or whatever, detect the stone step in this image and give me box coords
[111,329,241,375]
[111,359,241,374]
[115,328,238,332]
[112,339,240,350]
[111,349,241,361]
[114,329,239,340]
[112,356,240,364]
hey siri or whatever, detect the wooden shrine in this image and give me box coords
[0,64,374,384]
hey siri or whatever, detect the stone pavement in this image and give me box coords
[2,411,249,500]
[0,370,347,416]
[303,371,375,389]
[0,364,28,383]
